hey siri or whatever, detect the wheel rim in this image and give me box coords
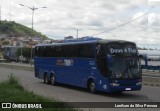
[90,82,95,93]
[51,76,55,85]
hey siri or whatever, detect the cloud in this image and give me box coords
[0,0,160,48]
[132,12,148,26]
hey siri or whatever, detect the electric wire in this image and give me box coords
[89,12,148,37]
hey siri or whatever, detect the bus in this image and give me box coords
[2,46,20,62]
[34,37,142,93]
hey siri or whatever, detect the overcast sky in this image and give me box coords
[0,0,160,48]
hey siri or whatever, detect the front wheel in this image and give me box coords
[50,75,56,86]
[89,81,96,93]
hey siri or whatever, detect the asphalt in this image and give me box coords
[0,67,160,111]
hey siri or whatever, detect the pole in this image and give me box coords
[19,4,47,62]
[32,7,34,33]
[31,7,34,61]
[10,4,11,21]
[0,5,1,21]
[21,46,22,63]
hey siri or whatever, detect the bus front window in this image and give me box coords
[105,42,142,79]
[127,58,141,78]
[111,57,141,79]
[112,57,127,79]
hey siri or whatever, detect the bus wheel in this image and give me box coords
[89,80,96,93]
[44,73,48,84]
[50,75,56,86]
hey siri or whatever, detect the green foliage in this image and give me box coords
[8,73,19,85]
[0,75,77,111]
[0,20,48,39]
[16,47,35,59]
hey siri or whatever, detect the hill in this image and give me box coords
[0,20,48,39]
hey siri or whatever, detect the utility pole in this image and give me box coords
[10,4,11,21]
[0,5,1,21]
[19,4,47,61]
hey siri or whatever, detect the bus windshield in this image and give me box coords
[106,42,141,79]
[111,57,141,79]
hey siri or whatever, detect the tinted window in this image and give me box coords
[35,46,44,57]
[35,47,38,56]
[62,45,75,57]
[36,43,95,58]
[61,44,94,58]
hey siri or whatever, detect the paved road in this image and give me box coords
[0,67,160,111]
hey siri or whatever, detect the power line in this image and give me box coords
[90,12,148,37]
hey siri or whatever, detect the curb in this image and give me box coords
[0,63,34,71]
[142,77,160,87]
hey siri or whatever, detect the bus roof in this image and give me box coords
[35,37,135,47]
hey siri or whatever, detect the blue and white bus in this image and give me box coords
[34,37,142,93]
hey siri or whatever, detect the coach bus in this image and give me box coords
[34,37,142,93]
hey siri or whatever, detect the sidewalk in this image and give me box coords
[0,62,34,71]
[2,62,34,67]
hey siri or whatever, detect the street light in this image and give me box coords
[19,4,47,61]
[0,5,1,21]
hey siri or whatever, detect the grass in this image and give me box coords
[0,74,77,111]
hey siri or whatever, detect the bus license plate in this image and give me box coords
[125,88,131,91]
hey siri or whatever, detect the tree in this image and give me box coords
[16,47,35,62]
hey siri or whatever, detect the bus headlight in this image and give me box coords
[136,82,142,85]
[110,83,120,86]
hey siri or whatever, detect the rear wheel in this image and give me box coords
[44,74,48,84]
[50,75,56,85]
[89,80,96,93]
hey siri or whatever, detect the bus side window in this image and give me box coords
[37,46,43,57]
[62,45,75,57]
[55,46,62,57]
[47,46,52,57]
[35,47,38,57]
[79,44,94,58]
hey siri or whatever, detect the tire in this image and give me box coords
[89,80,96,93]
[50,75,56,85]
[44,73,48,84]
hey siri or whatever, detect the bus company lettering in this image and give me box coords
[110,48,136,54]
[110,48,123,53]
[127,48,137,53]
[56,59,74,66]
[56,59,64,66]
[64,59,74,66]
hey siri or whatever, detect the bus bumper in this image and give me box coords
[109,85,142,93]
